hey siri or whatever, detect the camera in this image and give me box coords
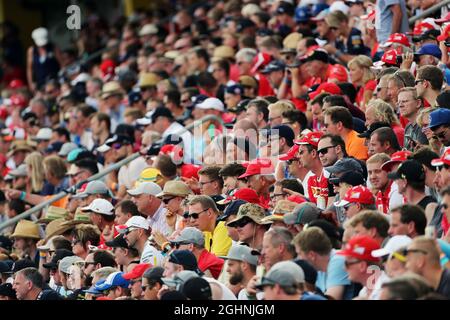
[445,41,450,47]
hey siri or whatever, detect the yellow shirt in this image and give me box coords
[203,221,232,257]
[344,130,368,161]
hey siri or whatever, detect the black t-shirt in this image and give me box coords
[417,195,437,211]
[437,268,450,299]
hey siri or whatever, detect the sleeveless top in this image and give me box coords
[32,43,59,88]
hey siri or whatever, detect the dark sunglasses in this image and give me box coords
[344,259,361,267]
[317,145,336,155]
[287,157,300,165]
[162,197,176,204]
[187,208,208,219]
[233,217,253,228]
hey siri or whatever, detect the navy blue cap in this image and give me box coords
[236,19,256,33]
[428,108,450,129]
[225,84,244,96]
[105,134,134,146]
[218,199,248,221]
[0,260,13,273]
[151,106,174,123]
[357,122,390,138]
[10,259,36,274]
[128,90,142,104]
[191,94,209,108]
[416,44,442,59]
[261,60,286,74]
[0,235,13,252]
[295,6,312,23]
[169,250,203,275]
[256,28,274,37]
[328,171,366,186]
[268,125,295,145]
[276,2,295,16]
[45,141,64,154]
[0,283,16,298]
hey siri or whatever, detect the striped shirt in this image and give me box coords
[147,203,171,237]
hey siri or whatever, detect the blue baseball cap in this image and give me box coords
[415,44,442,59]
[225,84,243,95]
[128,90,142,104]
[311,3,330,16]
[84,279,105,295]
[45,141,64,154]
[261,60,286,74]
[295,6,311,23]
[95,272,130,291]
[428,108,450,130]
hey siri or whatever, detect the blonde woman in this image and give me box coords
[348,55,376,111]
[24,152,45,194]
[365,99,404,148]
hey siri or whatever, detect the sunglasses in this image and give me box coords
[233,217,253,228]
[187,208,208,219]
[287,158,300,165]
[162,197,176,204]
[317,145,336,155]
[403,248,428,255]
[174,241,191,249]
[112,143,125,150]
[433,127,450,140]
[344,259,362,267]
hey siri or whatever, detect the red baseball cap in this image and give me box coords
[334,185,375,207]
[337,235,381,262]
[160,144,184,163]
[238,158,274,179]
[122,263,152,280]
[100,59,116,76]
[294,131,323,148]
[382,49,399,65]
[9,95,27,108]
[287,195,307,204]
[218,187,269,209]
[381,150,412,171]
[279,145,299,161]
[431,148,450,167]
[437,24,450,42]
[308,82,342,100]
[8,79,25,90]
[328,64,348,83]
[380,33,410,48]
[412,19,438,36]
[180,164,201,180]
[250,52,272,75]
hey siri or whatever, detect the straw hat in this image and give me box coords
[60,208,92,228]
[6,140,34,157]
[101,81,124,99]
[43,219,69,243]
[138,73,159,88]
[10,220,40,239]
[213,45,236,60]
[156,181,192,198]
[37,206,69,224]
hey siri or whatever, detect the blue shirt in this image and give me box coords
[375,0,409,43]
[316,250,356,300]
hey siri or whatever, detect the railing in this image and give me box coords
[409,0,450,25]
[0,114,226,233]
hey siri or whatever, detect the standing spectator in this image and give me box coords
[375,0,409,44]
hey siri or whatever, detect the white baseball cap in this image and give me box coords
[371,235,413,258]
[122,216,150,231]
[81,199,114,216]
[329,1,349,14]
[33,128,52,141]
[32,27,49,47]
[127,182,162,196]
[195,97,225,112]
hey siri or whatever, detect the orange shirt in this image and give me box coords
[343,130,368,161]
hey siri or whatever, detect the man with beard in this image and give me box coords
[221,244,259,299]
[120,216,164,267]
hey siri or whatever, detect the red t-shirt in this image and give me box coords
[198,249,225,279]
[229,64,240,82]
[255,73,275,96]
[355,80,377,107]
[392,123,405,148]
[307,172,329,206]
[307,64,334,87]
[375,181,392,214]
[259,195,271,210]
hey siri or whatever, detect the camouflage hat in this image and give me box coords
[261,200,296,223]
[226,203,271,227]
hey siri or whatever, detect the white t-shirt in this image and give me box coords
[118,157,148,189]
[389,181,404,212]
[205,277,238,300]
[140,240,164,266]
[358,271,389,300]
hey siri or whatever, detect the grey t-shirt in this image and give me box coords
[375,0,409,43]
